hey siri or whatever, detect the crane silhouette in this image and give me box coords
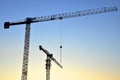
[39,45,63,80]
[4,6,118,80]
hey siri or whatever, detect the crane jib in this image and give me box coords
[4,6,118,29]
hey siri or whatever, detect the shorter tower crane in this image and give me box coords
[39,45,63,80]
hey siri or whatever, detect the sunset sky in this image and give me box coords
[0,0,120,80]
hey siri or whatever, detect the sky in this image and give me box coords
[0,0,120,80]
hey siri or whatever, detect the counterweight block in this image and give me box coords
[4,22,10,29]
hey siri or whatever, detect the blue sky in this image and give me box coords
[0,0,120,80]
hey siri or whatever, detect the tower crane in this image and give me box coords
[4,6,118,80]
[39,45,63,80]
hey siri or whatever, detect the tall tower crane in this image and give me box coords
[39,45,63,80]
[4,6,118,80]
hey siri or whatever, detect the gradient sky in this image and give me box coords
[0,0,120,80]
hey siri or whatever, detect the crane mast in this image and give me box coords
[46,56,51,80]
[21,23,30,80]
[4,6,118,80]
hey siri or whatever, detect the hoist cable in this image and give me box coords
[59,23,63,63]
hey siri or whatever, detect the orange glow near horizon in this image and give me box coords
[1,63,120,80]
